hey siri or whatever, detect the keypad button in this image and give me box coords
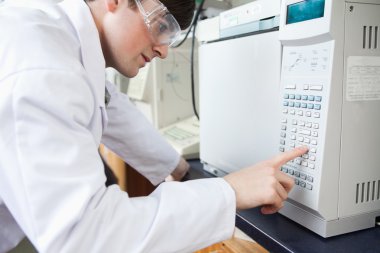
[301,103,307,108]
[306,184,313,190]
[292,119,298,125]
[281,132,286,138]
[314,104,321,110]
[284,94,290,99]
[283,101,289,106]
[281,119,287,123]
[288,169,294,175]
[283,109,288,114]
[313,112,320,118]
[307,103,314,109]
[312,123,319,129]
[291,128,297,133]
[291,135,296,140]
[295,94,302,100]
[307,176,314,183]
[294,171,300,177]
[302,95,308,101]
[306,122,312,128]
[289,102,294,107]
[290,142,296,148]
[299,129,311,136]
[309,155,316,161]
[280,139,285,145]
[308,163,315,169]
[299,121,305,126]
[300,181,306,188]
[306,111,312,117]
[308,95,315,101]
[289,94,295,99]
[315,96,322,102]
[311,140,317,145]
[310,85,323,91]
[281,125,287,130]
[286,85,297,89]
[281,167,288,173]
[304,138,310,144]
[312,131,318,137]
[301,161,308,167]
[300,173,307,180]
[290,110,295,115]
[298,136,304,142]
[302,154,309,159]
[303,85,309,90]
[295,179,300,185]
[295,102,301,108]
[310,147,317,153]
[297,110,303,116]
[279,147,285,152]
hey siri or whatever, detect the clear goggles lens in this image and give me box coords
[135,0,181,47]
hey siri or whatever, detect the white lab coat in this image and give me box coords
[0,0,236,252]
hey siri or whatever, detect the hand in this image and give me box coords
[223,146,309,214]
[165,157,190,182]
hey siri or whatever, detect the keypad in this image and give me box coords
[279,89,323,191]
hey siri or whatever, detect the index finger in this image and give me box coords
[270,146,309,168]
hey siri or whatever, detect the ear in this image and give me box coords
[105,0,119,12]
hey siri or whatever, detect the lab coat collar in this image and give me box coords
[59,0,106,107]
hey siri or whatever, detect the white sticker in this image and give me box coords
[346,56,380,101]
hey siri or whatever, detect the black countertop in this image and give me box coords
[186,159,380,253]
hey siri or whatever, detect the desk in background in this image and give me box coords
[186,159,380,253]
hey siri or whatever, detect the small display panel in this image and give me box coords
[286,0,325,25]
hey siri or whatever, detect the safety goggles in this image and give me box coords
[134,0,181,47]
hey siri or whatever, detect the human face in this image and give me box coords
[134,0,181,47]
[101,0,171,77]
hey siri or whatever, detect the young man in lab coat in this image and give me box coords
[0,0,308,252]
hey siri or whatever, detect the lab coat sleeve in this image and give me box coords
[8,70,236,253]
[101,80,180,185]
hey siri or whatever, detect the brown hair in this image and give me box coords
[85,0,195,30]
[161,0,195,30]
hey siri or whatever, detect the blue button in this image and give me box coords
[302,95,308,100]
[295,94,302,100]
[308,95,315,101]
[314,104,321,110]
[301,103,307,108]
[284,94,289,99]
[295,102,301,108]
[289,94,295,99]
[283,101,289,106]
[307,103,314,109]
[315,96,322,102]
[289,101,294,107]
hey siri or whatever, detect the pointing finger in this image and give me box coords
[271,146,309,168]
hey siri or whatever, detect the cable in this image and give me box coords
[190,16,199,120]
[172,0,206,120]
[172,0,206,49]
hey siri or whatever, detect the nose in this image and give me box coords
[153,44,169,59]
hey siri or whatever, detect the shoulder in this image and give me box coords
[0,2,83,78]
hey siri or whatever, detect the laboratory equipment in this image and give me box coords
[278,0,380,237]
[127,38,200,158]
[198,0,282,176]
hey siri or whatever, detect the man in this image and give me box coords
[0,0,308,252]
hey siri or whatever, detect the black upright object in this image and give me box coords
[186,159,380,253]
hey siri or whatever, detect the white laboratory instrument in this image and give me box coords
[278,0,380,237]
[127,38,200,158]
[159,116,199,159]
[198,0,282,176]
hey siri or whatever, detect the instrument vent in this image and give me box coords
[362,25,379,49]
[356,180,380,204]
